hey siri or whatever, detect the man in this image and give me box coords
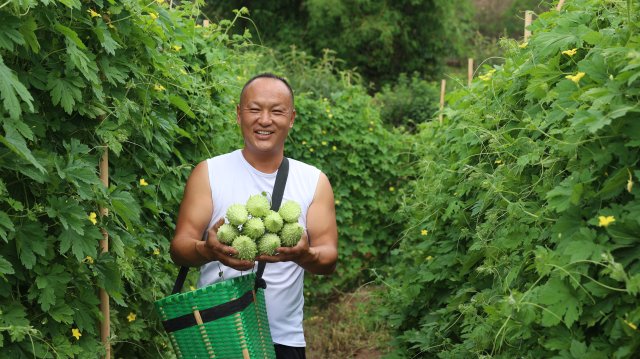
[170,73,338,358]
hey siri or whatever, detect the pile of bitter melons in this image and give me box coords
[217,194,304,260]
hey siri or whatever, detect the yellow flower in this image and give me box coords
[598,215,615,227]
[322,130,327,135]
[369,127,373,132]
[518,42,528,49]
[562,48,577,57]
[624,319,638,331]
[153,84,165,91]
[139,178,149,186]
[88,212,97,225]
[328,113,333,119]
[156,0,165,4]
[309,148,314,152]
[421,229,428,236]
[149,12,158,20]
[426,256,433,261]
[566,72,585,83]
[495,159,502,164]
[389,186,395,192]
[87,9,100,18]
[334,200,340,205]
[321,141,327,146]
[332,146,337,151]
[172,45,182,52]
[153,248,160,255]
[189,285,196,291]
[84,256,94,264]
[72,328,82,340]
[127,312,136,322]
[301,140,307,145]
[479,69,496,82]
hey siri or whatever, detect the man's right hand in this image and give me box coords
[196,218,255,271]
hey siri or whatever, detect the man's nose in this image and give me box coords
[257,110,272,125]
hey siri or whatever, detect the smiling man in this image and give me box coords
[170,73,338,359]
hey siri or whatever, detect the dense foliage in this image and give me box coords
[204,0,473,86]
[380,0,640,357]
[0,0,250,356]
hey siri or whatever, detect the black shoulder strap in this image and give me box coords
[255,157,289,286]
[172,157,289,294]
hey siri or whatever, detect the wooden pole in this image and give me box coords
[99,148,110,358]
[524,10,533,42]
[556,0,565,10]
[467,58,474,87]
[439,79,446,124]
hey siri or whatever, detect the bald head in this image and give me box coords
[239,73,294,108]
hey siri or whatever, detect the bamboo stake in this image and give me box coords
[524,11,533,42]
[556,0,565,10]
[467,58,474,87]
[439,79,446,124]
[99,148,110,358]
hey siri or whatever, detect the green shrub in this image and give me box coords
[374,73,440,132]
[0,1,248,356]
[379,0,640,357]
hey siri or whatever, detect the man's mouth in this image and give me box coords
[256,130,273,135]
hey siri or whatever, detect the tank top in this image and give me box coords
[197,149,321,347]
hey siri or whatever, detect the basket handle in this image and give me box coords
[171,157,290,294]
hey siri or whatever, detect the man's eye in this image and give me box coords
[249,108,260,113]
[272,110,285,115]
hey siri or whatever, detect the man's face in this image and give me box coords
[237,78,295,156]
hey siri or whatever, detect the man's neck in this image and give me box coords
[241,148,284,174]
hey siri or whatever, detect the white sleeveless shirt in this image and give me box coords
[197,149,321,347]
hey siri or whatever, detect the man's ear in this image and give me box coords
[236,104,241,125]
[289,109,296,128]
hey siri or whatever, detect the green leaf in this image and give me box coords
[19,16,40,53]
[34,265,71,312]
[597,167,628,200]
[46,72,84,114]
[0,55,34,119]
[0,255,14,275]
[0,14,25,51]
[0,210,15,242]
[111,189,141,229]
[53,23,86,50]
[0,121,46,173]
[58,226,99,262]
[48,303,75,324]
[169,94,196,119]
[93,20,120,55]
[95,253,122,294]
[66,42,99,84]
[15,221,47,270]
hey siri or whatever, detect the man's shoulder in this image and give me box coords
[287,157,322,175]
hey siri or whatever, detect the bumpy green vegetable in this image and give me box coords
[258,233,281,256]
[280,222,304,247]
[226,204,248,226]
[246,194,271,218]
[232,235,257,260]
[264,210,284,233]
[243,217,265,240]
[278,200,301,223]
[217,223,239,244]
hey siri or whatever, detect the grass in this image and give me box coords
[304,286,392,359]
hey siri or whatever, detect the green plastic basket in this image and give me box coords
[154,273,276,359]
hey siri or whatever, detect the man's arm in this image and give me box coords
[170,161,255,271]
[258,172,338,274]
